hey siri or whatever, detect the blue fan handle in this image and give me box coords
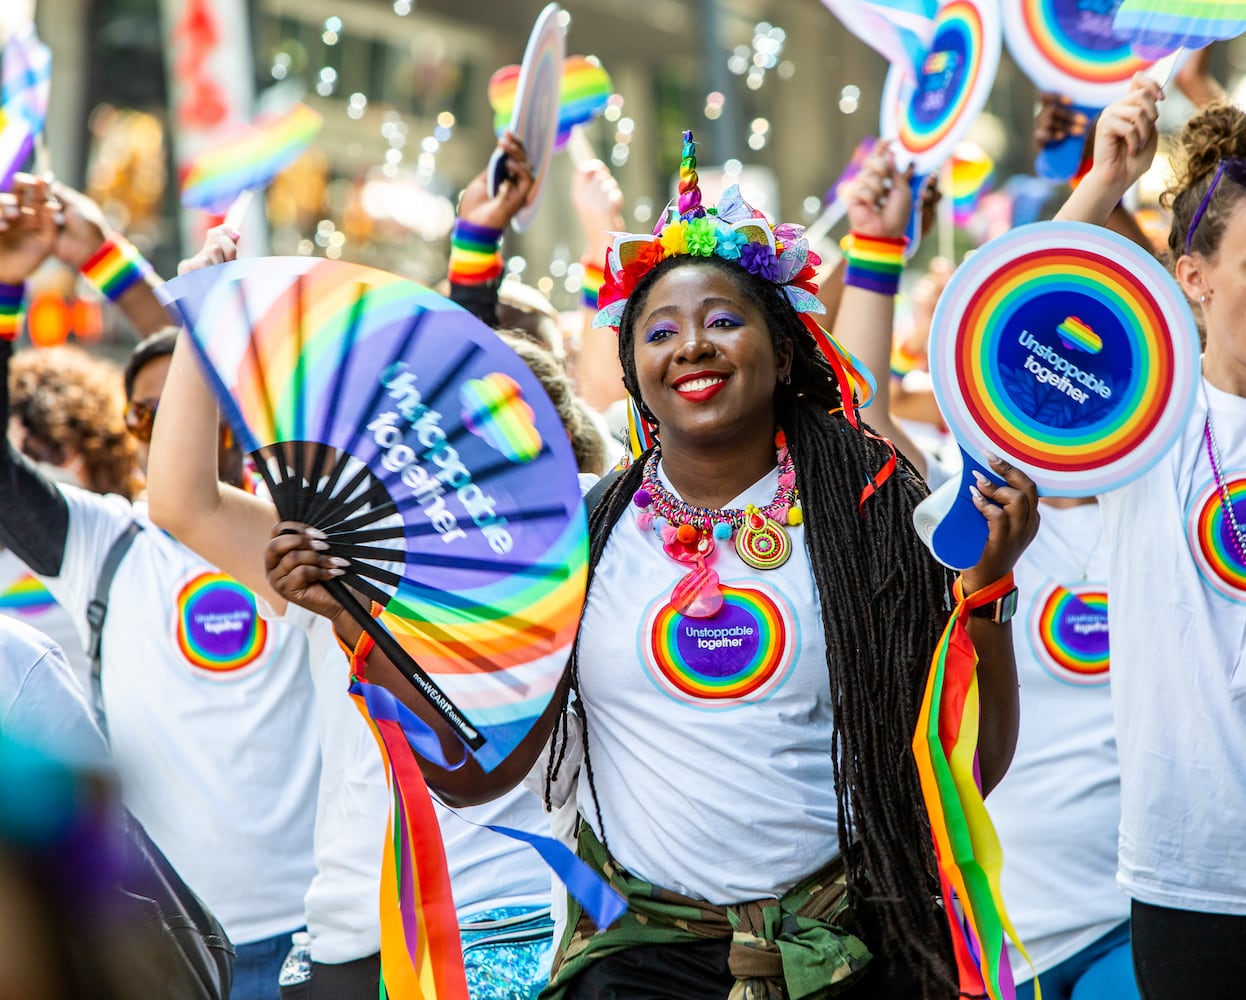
[325,578,487,752]
[912,447,1006,571]
[904,172,929,260]
[1035,104,1099,182]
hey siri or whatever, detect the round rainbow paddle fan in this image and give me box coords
[157,257,588,773]
[916,221,1200,569]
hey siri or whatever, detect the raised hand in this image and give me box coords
[0,174,57,285]
[962,453,1041,595]
[842,141,913,240]
[48,182,112,270]
[178,225,240,275]
[265,521,352,623]
[457,131,535,232]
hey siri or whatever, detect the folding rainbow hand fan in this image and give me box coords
[1113,0,1246,57]
[157,257,588,773]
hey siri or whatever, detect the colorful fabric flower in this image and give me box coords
[659,221,688,256]
[740,242,780,281]
[713,225,748,261]
[685,217,718,256]
[634,240,666,271]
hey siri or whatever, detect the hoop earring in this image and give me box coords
[781,372,792,385]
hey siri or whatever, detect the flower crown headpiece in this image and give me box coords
[592,130,826,330]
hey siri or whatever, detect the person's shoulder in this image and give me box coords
[0,612,63,663]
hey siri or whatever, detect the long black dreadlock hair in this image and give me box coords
[546,254,960,996]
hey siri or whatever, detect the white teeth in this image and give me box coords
[677,375,726,392]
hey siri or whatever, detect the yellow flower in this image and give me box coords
[660,221,688,256]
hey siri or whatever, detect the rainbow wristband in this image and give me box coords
[448,220,504,285]
[579,260,604,310]
[841,233,907,297]
[0,283,24,341]
[80,236,153,302]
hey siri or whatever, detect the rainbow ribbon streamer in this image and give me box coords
[490,55,614,150]
[350,674,471,1000]
[2,22,52,137]
[180,104,322,213]
[1113,0,1246,57]
[948,143,994,227]
[820,0,937,82]
[911,575,1034,1000]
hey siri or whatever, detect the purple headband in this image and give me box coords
[1184,158,1246,255]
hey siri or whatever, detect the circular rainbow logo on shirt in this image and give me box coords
[642,584,796,709]
[1187,477,1246,602]
[1028,582,1109,685]
[174,572,268,677]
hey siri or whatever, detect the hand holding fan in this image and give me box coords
[156,257,588,772]
[916,221,1200,568]
[486,3,565,231]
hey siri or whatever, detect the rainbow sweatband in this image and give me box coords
[0,283,24,340]
[447,220,504,285]
[80,236,152,302]
[841,233,907,297]
[579,260,604,310]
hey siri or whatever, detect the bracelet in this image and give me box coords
[447,219,504,285]
[579,260,604,310]
[841,232,907,297]
[0,283,24,341]
[80,236,153,302]
[953,572,1016,612]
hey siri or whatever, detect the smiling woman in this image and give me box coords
[526,133,1040,1000]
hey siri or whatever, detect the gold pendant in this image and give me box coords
[734,505,792,570]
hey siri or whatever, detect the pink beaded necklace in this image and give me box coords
[631,433,803,618]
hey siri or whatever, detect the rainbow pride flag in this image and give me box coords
[948,142,994,226]
[180,104,322,213]
[490,55,613,150]
[1113,0,1246,57]
[0,105,34,192]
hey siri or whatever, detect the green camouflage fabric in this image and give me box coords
[541,824,873,1000]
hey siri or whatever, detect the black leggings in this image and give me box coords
[1131,899,1246,1000]
[278,954,383,1000]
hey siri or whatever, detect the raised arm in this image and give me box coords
[831,141,927,477]
[144,228,290,610]
[1056,73,1163,227]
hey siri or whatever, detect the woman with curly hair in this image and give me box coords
[1057,75,1246,999]
[9,345,140,499]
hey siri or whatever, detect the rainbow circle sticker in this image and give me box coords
[1028,582,1110,685]
[880,0,1002,173]
[641,583,797,709]
[929,221,1200,496]
[1004,0,1153,107]
[1187,476,1246,603]
[174,572,269,678]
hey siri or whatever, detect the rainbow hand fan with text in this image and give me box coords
[1113,0,1246,56]
[158,258,587,772]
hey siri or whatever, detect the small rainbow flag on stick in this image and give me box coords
[1113,0,1246,57]
[820,0,937,82]
[181,103,322,213]
[2,21,51,135]
[947,141,994,226]
[489,54,613,150]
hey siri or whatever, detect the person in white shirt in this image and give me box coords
[1056,74,1246,998]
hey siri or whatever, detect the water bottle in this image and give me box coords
[278,930,313,987]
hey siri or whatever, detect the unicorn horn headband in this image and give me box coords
[592,130,826,330]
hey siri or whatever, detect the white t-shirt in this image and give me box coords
[0,612,109,768]
[576,461,838,904]
[272,606,551,961]
[41,485,320,945]
[0,548,91,692]
[1100,378,1246,914]
[987,502,1127,978]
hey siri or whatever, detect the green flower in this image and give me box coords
[685,217,718,256]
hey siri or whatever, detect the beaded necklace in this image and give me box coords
[632,434,803,618]
[1203,398,1246,567]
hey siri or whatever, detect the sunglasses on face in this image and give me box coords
[1184,158,1246,256]
[123,398,159,443]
